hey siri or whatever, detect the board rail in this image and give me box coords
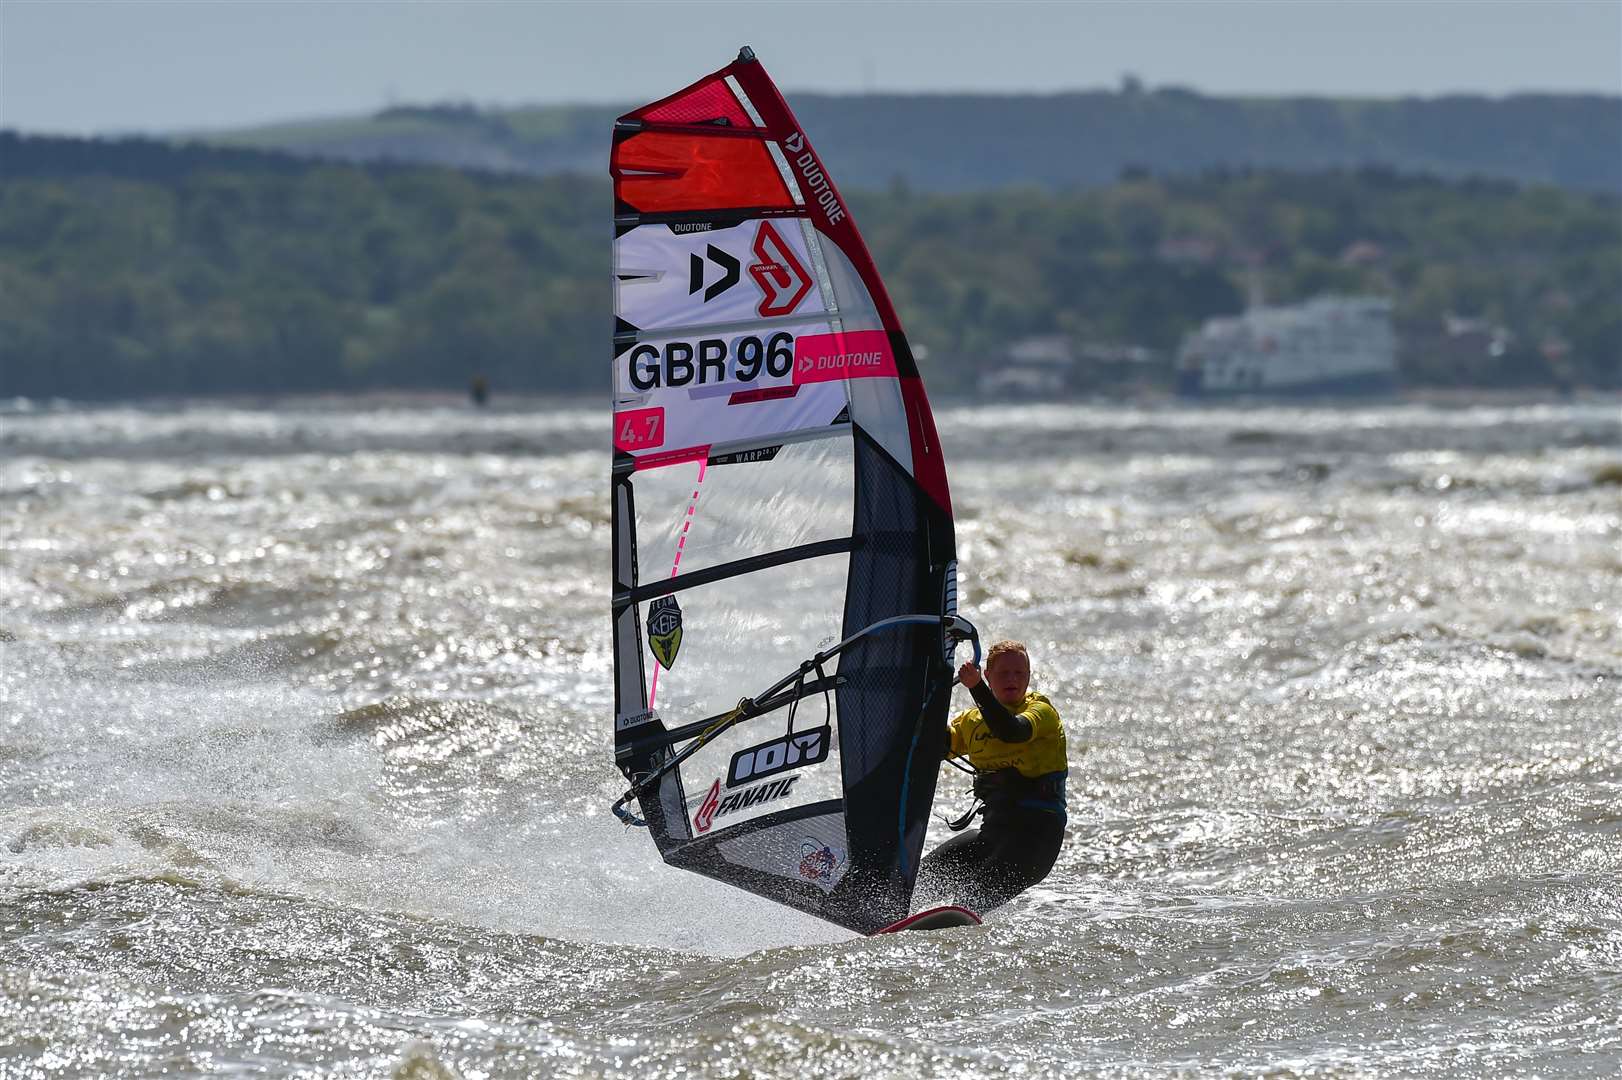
[873,905,982,934]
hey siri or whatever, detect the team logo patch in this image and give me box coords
[647,595,683,669]
[798,837,846,882]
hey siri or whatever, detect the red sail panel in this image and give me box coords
[612,131,794,214]
[635,77,756,127]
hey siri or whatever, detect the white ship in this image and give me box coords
[1177,296,1396,397]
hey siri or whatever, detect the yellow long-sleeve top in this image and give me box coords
[946,687,1068,822]
[947,690,1068,778]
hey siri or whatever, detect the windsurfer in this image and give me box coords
[917,640,1067,912]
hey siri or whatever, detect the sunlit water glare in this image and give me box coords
[2,397,1619,1077]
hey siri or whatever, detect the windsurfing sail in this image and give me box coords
[610,47,964,935]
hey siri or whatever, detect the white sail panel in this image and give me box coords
[616,220,834,333]
[629,435,853,580]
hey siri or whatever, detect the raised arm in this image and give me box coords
[959,661,1033,743]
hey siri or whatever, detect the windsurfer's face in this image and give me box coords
[985,651,1030,706]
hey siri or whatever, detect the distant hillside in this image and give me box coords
[202,88,1622,194]
[1,132,1617,400]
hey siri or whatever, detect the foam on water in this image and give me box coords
[2,397,1619,1078]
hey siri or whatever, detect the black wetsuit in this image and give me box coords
[916,681,1067,913]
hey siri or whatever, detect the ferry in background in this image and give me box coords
[1177,296,1397,397]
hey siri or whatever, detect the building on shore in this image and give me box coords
[977,335,1073,396]
[1177,296,1396,397]
[978,336,1162,397]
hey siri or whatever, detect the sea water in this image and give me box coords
[2,397,1619,1078]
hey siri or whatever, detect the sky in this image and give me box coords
[3,0,1620,136]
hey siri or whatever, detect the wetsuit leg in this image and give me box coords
[917,827,995,903]
[917,813,1064,913]
[971,815,1065,910]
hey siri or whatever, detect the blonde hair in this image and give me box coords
[984,639,1029,670]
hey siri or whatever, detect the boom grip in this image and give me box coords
[945,614,981,666]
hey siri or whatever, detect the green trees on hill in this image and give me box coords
[865,168,1619,390]
[0,134,1616,398]
[0,145,603,398]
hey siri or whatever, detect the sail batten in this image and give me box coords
[616,310,847,343]
[610,49,958,934]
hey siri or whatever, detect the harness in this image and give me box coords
[945,765,1068,830]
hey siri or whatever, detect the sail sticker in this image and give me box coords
[707,444,783,466]
[798,836,847,884]
[727,726,831,787]
[716,775,801,820]
[727,385,800,406]
[625,331,795,391]
[615,407,665,451]
[792,330,897,384]
[779,131,848,225]
[693,778,721,833]
[750,220,813,317]
[647,595,684,669]
[689,245,741,301]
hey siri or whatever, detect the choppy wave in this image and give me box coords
[2,397,1619,1077]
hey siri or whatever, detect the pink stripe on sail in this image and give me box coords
[633,444,711,471]
[648,458,708,709]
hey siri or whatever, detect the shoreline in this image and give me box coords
[6,386,1618,414]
